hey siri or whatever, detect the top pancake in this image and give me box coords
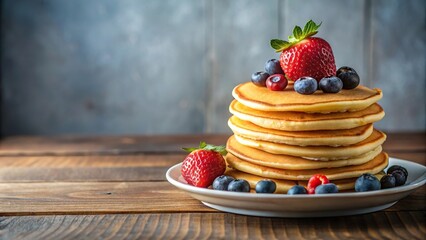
[232,82,383,113]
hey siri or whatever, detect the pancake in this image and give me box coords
[234,129,386,160]
[225,151,389,181]
[230,100,385,131]
[228,116,373,146]
[232,82,383,113]
[227,135,383,169]
[225,169,382,193]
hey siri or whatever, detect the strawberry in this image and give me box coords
[181,142,227,188]
[271,20,336,82]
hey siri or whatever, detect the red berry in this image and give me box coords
[181,143,227,188]
[279,38,336,82]
[270,20,336,82]
[307,174,330,194]
[266,74,288,91]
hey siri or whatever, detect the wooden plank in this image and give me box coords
[0,212,424,239]
[0,133,424,156]
[0,154,184,182]
[370,0,426,131]
[0,182,215,215]
[0,134,229,156]
[0,182,423,215]
[382,132,426,152]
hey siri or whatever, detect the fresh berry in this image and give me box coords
[319,76,343,93]
[255,179,276,193]
[227,179,250,192]
[265,59,284,75]
[307,174,330,194]
[294,77,318,95]
[336,66,360,89]
[380,174,396,189]
[266,74,288,91]
[355,174,381,192]
[287,185,308,195]
[387,165,408,178]
[212,175,235,191]
[315,183,339,194]
[181,142,227,188]
[251,71,270,87]
[391,170,407,186]
[271,20,336,81]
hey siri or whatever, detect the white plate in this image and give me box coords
[166,157,426,217]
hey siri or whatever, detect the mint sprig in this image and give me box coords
[271,20,322,52]
[182,141,227,155]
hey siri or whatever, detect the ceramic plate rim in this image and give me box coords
[166,157,426,200]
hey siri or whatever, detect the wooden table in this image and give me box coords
[0,133,424,239]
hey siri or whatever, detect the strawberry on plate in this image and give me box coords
[271,20,336,82]
[181,142,227,188]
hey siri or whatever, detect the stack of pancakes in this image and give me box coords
[225,82,388,193]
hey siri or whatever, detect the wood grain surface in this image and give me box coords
[0,133,424,239]
[1,212,425,240]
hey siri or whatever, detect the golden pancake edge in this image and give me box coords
[225,151,389,181]
[228,116,374,146]
[233,129,386,160]
[227,135,383,170]
[232,82,383,113]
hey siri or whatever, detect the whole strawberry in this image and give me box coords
[271,20,336,82]
[181,142,227,188]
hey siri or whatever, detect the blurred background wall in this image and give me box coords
[1,0,425,136]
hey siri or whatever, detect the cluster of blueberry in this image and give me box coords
[211,165,408,194]
[212,174,339,194]
[355,165,408,192]
[212,175,277,193]
[251,59,360,94]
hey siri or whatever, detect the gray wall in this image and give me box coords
[1,0,425,136]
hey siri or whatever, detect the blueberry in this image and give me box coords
[319,76,343,93]
[315,183,339,194]
[251,71,270,87]
[380,174,396,189]
[255,179,276,193]
[227,179,250,192]
[391,170,407,186]
[265,59,284,75]
[355,173,381,192]
[336,66,360,89]
[212,175,235,191]
[294,77,318,95]
[287,185,308,195]
[387,165,408,178]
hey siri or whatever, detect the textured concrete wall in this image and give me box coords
[1,0,425,136]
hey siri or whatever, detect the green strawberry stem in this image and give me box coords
[182,141,227,155]
[271,20,322,52]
